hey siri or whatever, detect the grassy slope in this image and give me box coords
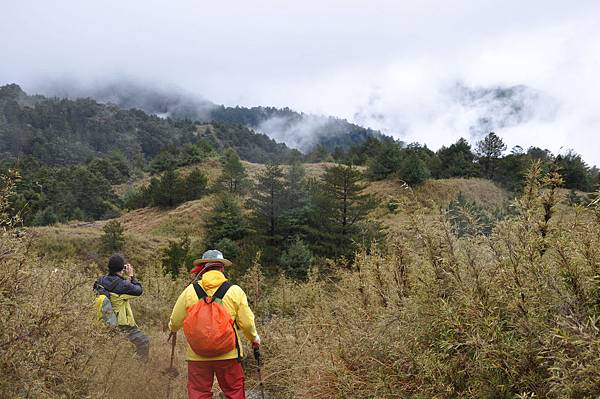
[30,159,514,269]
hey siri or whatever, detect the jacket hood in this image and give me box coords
[201,270,228,291]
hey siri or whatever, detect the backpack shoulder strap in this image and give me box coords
[93,281,111,298]
[213,281,232,300]
[192,282,208,300]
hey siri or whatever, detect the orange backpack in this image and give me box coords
[183,281,240,358]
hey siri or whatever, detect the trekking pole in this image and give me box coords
[186,271,201,286]
[253,346,266,399]
[164,332,179,377]
[169,332,176,369]
[163,332,179,399]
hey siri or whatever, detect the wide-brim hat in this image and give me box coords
[190,249,232,274]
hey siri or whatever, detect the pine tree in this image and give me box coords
[435,138,478,178]
[183,168,208,201]
[151,169,183,207]
[101,220,125,253]
[280,163,311,239]
[150,147,179,173]
[248,163,285,243]
[204,194,248,248]
[314,164,377,258]
[161,234,193,278]
[219,148,247,194]
[555,151,593,192]
[476,132,506,179]
[366,143,403,180]
[284,162,309,207]
[398,152,430,185]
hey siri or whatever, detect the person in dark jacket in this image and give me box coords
[94,254,149,361]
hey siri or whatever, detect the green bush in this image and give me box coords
[101,220,125,253]
[279,237,313,279]
[161,234,194,278]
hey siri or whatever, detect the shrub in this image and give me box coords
[215,237,240,261]
[161,234,194,277]
[398,151,430,185]
[101,220,125,253]
[279,237,313,279]
[446,192,494,237]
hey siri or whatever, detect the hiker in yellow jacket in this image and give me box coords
[169,249,260,399]
[94,254,149,361]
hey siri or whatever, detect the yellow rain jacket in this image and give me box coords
[169,270,259,361]
[94,274,144,327]
[110,294,138,326]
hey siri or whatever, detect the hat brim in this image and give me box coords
[192,258,232,268]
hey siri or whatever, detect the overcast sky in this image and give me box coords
[1,0,599,165]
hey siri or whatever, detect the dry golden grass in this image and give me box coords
[29,221,164,272]
[252,172,600,398]
[367,177,511,233]
[0,230,178,398]
[367,177,511,210]
[118,196,215,238]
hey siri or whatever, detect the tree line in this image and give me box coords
[322,132,599,192]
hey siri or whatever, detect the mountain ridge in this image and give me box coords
[0,84,297,165]
[30,81,389,153]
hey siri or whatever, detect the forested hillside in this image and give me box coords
[43,81,387,152]
[0,84,297,165]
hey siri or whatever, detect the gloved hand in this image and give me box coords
[252,336,261,363]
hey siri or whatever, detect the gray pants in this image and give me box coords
[119,325,150,361]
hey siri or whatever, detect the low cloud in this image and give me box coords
[1,0,598,165]
[257,115,331,151]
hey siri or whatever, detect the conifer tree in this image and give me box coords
[161,234,193,278]
[203,194,248,248]
[555,151,593,192]
[280,162,311,239]
[435,138,479,178]
[248,163,285,242]
[280,236,314,279]
[366,143,403,180]
[101,220,125,253]
[151,169,183,207]
[183,168,208,201]
[476,132,506,179]
[284,162,309,208]
[219,148,247,194]
[314,164,377,258]
[398,152,430,185]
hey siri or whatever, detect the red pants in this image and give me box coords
[187,359,246,399]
